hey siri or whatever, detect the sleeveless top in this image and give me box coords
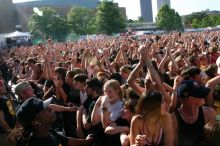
[141,122,165,146]
[175,107,205,146]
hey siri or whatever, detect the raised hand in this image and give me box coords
[139,44,150,62]
[173,75,183,89]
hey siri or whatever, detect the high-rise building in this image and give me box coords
[157,0,170,12]
[0,0,16,33]
[140,0,153,22]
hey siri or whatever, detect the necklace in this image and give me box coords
[179,107,199,121]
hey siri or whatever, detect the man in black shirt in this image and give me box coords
[77,78,103,138]
[16,97,93,146]
[172,80,216,146]
[63,70,81,137]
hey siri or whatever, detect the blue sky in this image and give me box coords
[13,0,220,20]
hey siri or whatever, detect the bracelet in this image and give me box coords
[102,107,108,112]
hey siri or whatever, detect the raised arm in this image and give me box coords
[206,75,220,107]
[127,60,145,97]
[143,45,172,107]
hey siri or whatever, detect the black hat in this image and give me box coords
[16,97,52,128]
[177,80,210,99]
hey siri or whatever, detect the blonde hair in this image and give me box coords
[103,79,123,99]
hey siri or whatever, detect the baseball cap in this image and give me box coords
[15,82,30,96]
[16,97,52,129]
[177,80,210,99]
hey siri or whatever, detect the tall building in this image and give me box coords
[157,0,170,12]
[140,0,153,22]
[0,0,16,33]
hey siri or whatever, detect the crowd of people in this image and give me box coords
[0,30,220,146]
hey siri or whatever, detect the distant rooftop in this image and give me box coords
[14,0,99,8]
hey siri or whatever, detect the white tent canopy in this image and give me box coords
[4,31,31,38]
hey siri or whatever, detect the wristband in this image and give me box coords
[102,107,108,111]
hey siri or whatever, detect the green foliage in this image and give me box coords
[191,19,202,28]
[191,14,220,28]
[184,12,208,27]
[127,19,134,23]
[156,5,183,31]
[67,7,96,35]
[137,16,144,22]
[95,1,126,35]
[28,2,127,39]
[184,11,220,28]
[28,7,69,41]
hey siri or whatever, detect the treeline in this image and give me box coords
[28,1,126,41]
[184,11,220,28]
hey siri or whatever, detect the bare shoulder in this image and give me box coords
[161,112,172,121]
[202,106,216,123]
[131,115,142,122]
[131,115,143,126]
[160,113,173,127]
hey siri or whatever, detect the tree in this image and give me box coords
[156,4,183,31]
[67,7,96,35]
[174,12,184,30]
[184,12,208,28]
[137,16,144,22]
[127,19,134,23]
[191,14,220,28]
[95,1,126,35]
[202,16,216,27]
[191,18,202,28]
[28,7,69,41]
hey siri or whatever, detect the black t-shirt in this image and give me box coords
[44,80,55,97]
[62,84,80,137]
[28,131,68,146]
[50,97,65,132]
[0,97,16,133]
[64,84,80,106]
[44,80,54,89]
[83,96,99,123]
[83,96,94,113]
[115,117,130,127]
